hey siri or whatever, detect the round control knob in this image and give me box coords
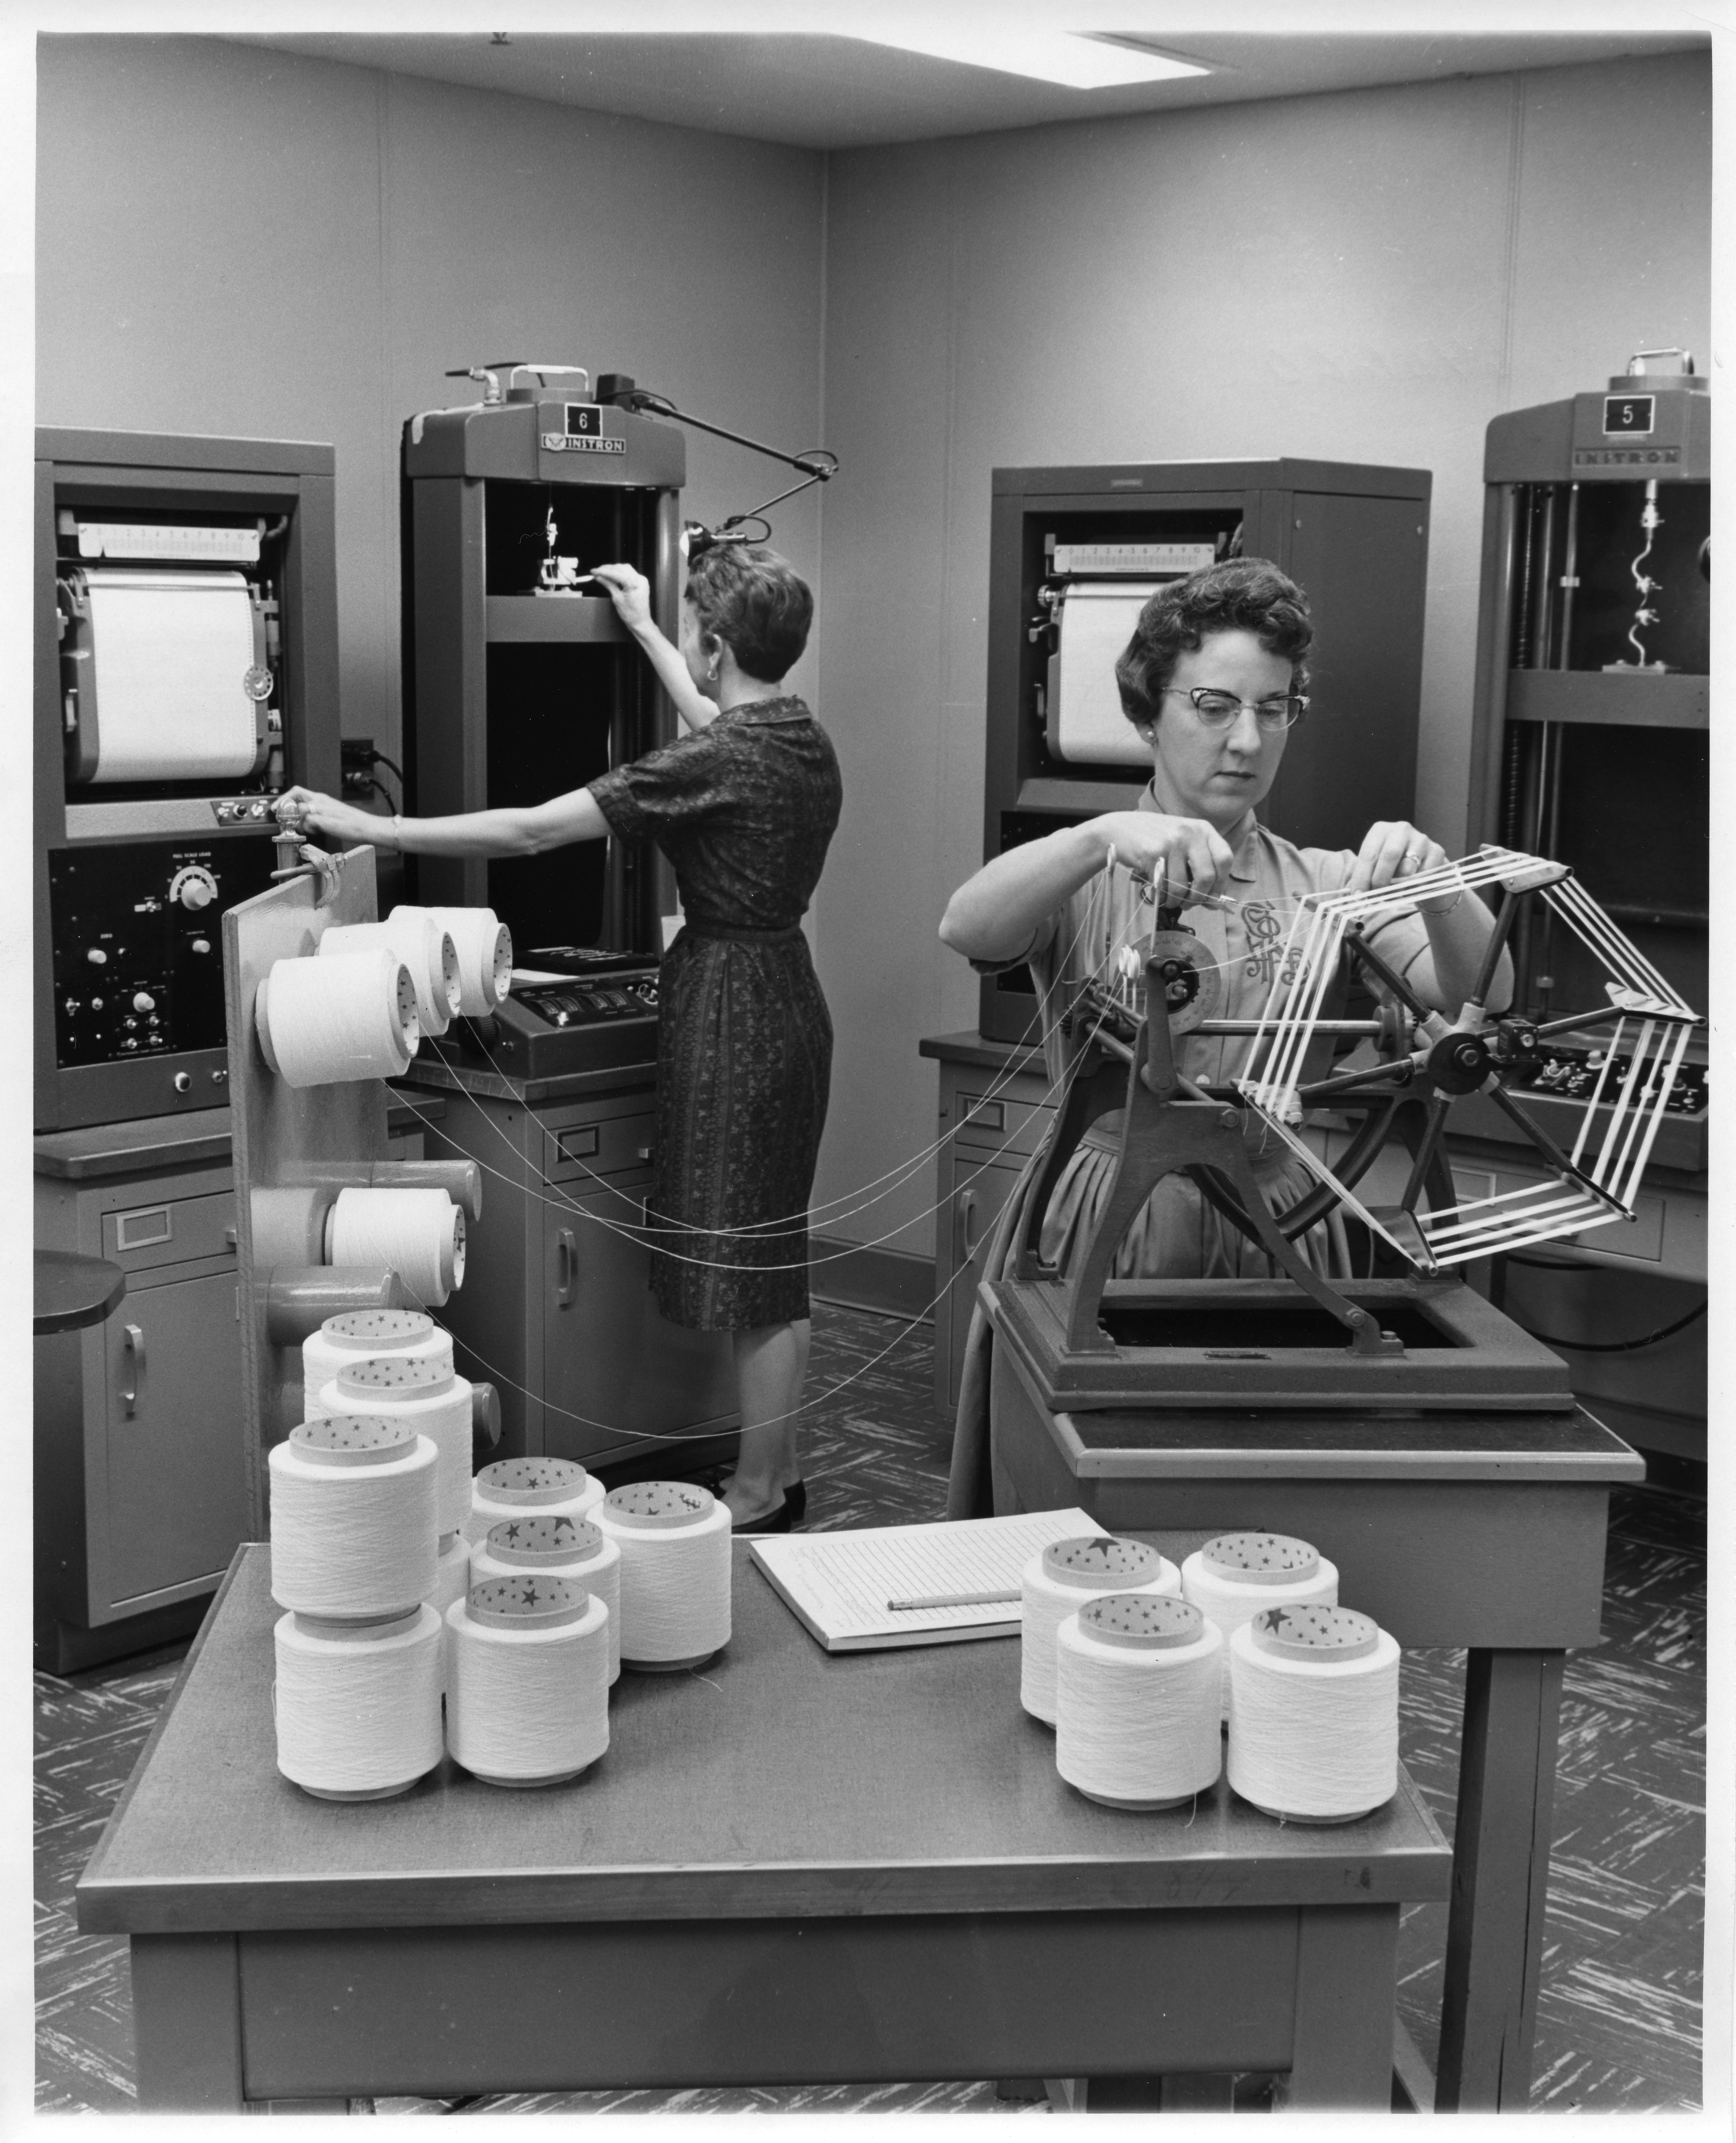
[90,996,104,1010]
[173,1072,193,1094]
[170,866,219,912]
[190,938,211,955]
[86,948,108,965]
[133,992,155,1014]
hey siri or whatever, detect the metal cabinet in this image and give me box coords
[33,1106,432,1671]
[33,1122,246,1671]
[922,1037,1053,1418]
[541,1171,739,1462]
[409,1069,737,1473]
[100,1265,245,1604]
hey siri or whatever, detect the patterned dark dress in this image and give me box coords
[587,697,842,1331]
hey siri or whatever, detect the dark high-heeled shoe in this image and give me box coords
[731,1494,795,1535]
[784,1479,807,1526]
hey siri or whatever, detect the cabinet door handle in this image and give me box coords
[954,1188,979,1266]
[555,1227,577,1308]
[120,1324,146,1415]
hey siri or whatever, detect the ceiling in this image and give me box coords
[227,17,1711,151]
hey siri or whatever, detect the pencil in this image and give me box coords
[886,1589,1022,1612]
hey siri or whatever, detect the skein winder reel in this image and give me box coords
[985,846,1698,1410]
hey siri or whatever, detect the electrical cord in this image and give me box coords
[1511,1294,1705,1354]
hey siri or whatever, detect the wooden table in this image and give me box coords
[80,1543,1450,2113]
[985,1324,1645,2112]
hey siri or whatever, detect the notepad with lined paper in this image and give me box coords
[749,1509,1107,1651]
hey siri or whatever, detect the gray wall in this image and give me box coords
[36,39,1710,1269]
[36,35,828,761]
[811,52,1711,1258]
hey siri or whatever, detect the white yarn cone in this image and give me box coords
[593,1482,732,1670]
[471,1515,622,1685]
[1020,1536,1180,1726]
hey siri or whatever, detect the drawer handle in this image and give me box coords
[961,1098,1005,1133]
[954,1187,979,1265]
[558,1126,601,1163]
[555,1228,577,1308]
[120,1324,146,1416]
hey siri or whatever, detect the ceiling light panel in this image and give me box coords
[845,26,1210,89]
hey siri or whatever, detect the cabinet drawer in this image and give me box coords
[949,1086,1054,1159]
[540,1111,658,1184]
[101,1190,236,1273]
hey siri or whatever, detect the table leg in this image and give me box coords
[1436,1647,1564,2112]
[131,1932,244,2112]
[1287,1906,1399,2110]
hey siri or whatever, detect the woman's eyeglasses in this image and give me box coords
[1163,687,1309,731]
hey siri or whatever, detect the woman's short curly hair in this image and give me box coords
[685,543,814,684]
[1115,558,1313,730]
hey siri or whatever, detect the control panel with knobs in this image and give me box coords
[48,837,278,1076]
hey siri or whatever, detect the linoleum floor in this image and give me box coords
[35,1302,1704,2114]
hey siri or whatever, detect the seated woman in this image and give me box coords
[936,557,1509,1511]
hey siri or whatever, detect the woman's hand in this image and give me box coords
[591,563,655,635]
[1349,821,1456,911]
[1091,811,1236,906]
[274,787,388,850]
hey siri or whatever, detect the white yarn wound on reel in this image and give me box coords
[255,948,420,1087]
[471,1516,622,1685]
[326,1186,465,1306]
[268,1416,439,1618]
[594,1482,732,1670]
[320,1355,474,1538]
[447,1575,610,1787]
[1020,1536,1181,1726]
[303,1308,454,1415]
[322,915,461,1038]
[274,1604,444,1800]
[468,1456,605,1546]
[1181,1532,1338,1720]
[1227,1604,1400,1823]
[419,905,513,1016]
[1054,1594,1224,1811]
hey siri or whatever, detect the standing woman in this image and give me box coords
[275,542,841,1531]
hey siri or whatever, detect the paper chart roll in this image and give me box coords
[78,568,262,783]
[1226,1604,1400,1824]
[1181,1533,1338,1719]
[303,1308,453,1412]
[472,1516,622,1684]
[1054,1594,1224,1810]
[268,1416,439,1619]
[594,1482,732,1670]
[273,1604,444,1801]
[321,916,462,1038]
[325,1186,465,1307]
[1020,1536,1181,1726]
[447,1577,611,1787]
[255,949,420,1088]
[468,1457,605,1546]
[320,1356,473,1538]
[421,906,513,1015]
[1046,580,1161,767]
